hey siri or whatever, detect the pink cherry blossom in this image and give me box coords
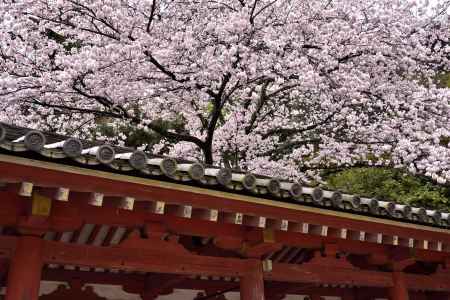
[1,0,450,183]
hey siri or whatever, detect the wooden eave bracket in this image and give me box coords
[366,252,390,266]
[17,215,51,236]
[123,273,185,300]
[436,257,450,275]
[213,228,283,258]
[388,248,416,271]
[143,222,170,239]
[15,191,83,234]
[119,228,190,256]
[213,236,243,250]
[240,241,283,258]
[141,274,186,300]
[302,243,358,270]
[364,247,417,271]
[40,283,107,300]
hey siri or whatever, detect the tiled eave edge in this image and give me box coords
[0,123,445,228]
[0,153,449,237]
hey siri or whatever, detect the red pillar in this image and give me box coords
[6,236,44,300]
[240,261,264,300]
[389,271,409,300]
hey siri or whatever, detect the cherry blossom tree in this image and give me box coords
[1,0,450,182]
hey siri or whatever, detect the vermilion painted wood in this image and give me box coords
[0,233,448,292]
[1,160,449,244]
[3,159,450,296]
[137,279,237,296]
[240,260,265,300]
[40,268,390,298]
[40,284,107,300]
[266,262,393,287]
[0,236,407,289]
[139,274,185,300]
[404,273,450,291]
[5,236,43,300]
[0,236,16,258]
[40,269,390,298]
[0,189,448,265]
[42,268,144,287]
[389,272,409,300]
[42,239,250,277]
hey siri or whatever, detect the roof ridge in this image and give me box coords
[0,122,446,228]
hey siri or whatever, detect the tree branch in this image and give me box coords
[143,50,187,83]
[245,78,273,134]
[261,138,321,156]
[262,111,337,139]
[203,73,231,163]
[29,99,205,148]
[146,0,157,33]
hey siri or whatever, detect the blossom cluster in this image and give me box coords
[1,0,450,183]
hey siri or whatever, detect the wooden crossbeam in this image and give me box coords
[266,262,392,288]
[42,239,250,278]
[0,190,449,265]
[2,236,450,291]
[1,156,449,246]
[40,270,387,298]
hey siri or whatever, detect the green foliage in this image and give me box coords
[46,29,82,52]
[97,122,157,148]
[95,114,187,152]
[436,72,450,88]
[325,168,450,210]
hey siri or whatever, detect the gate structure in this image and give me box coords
[0,123,450,300]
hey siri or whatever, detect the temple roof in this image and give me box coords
[0,122,447,228]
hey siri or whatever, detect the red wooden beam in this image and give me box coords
[0,191,448,265]
[0,236,395,289]
[42,268,239,294]
[1,157,449,244]
[2,235,443,291]
[266,262,393,288]
[41,268,389,298]
[42,269,144,287]
[42,239,250,277]
[0,192,449,268]
[404,273,450,292]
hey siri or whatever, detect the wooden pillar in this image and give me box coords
[388,271,409,300]
[240,260,264,300]
[5,236,44,300]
